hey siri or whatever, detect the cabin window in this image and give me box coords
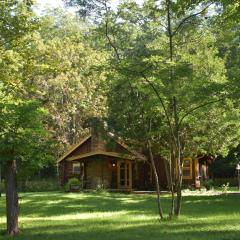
[182,158,192,179]
[72,162,81,174]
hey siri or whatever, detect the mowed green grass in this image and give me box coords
[0,191,240,240]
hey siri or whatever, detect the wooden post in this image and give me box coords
[236,164,240,191]
[128,161,132,190]
[101,159,104,186]
[134,162,138,189]
[238,169,240,191]
[117,161,120,189]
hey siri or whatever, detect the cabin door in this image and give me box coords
[117,160,132,189]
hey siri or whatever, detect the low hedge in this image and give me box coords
[19,179,60,192]
[0,179,60,193]
[211,178,238,187]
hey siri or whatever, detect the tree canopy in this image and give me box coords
[1,0,240,235]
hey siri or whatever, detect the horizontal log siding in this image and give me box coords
[68,138,91,158]
[58,162,65,185]
[154,156,168,189]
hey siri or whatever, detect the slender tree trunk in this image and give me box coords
[6,160,19,235]
[175,155,183,216]
[175,152,183,216]
[147,140,164,220]
[170,153,176,217]
[163,158,175,217]
[166,0,180,217]
[175,181,182,215]
[173,97,183,216]
[166,0,173,62]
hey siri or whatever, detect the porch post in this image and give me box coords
[134,161,138,189]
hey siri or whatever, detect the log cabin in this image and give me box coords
[57,125,212,191]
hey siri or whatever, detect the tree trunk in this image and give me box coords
[170,153,176,217]
[175,151,183,216]
[147,140,164,220]
[173,97,183,216]
[166,0,179,217]
[175,180,182,216]
[163,158,175,217]
[6,160,19,235]
[166,0,173,62]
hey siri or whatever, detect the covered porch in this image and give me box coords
[67,152,148,191]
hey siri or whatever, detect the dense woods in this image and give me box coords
[0,0,240,236]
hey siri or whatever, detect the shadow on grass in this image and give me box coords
[16,192,240,218]
[0,192,240,240]
[3,216,240,240]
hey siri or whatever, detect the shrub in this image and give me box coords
[221,182,230,195]
[209,145,240,178]
[95,184,106,193]
[202,179,214,191]
[65,177,81,192]
[0,179,59,193]
[181,184,195,191]
[212,178,238,187]
[20,179,60,192]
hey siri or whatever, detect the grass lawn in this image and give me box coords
[0,191,240,240]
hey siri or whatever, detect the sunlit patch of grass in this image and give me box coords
[19,210,130,222]
[0,191,240,240]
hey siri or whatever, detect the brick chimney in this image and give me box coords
[89,117,106,152]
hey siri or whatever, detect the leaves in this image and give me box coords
[101,1,240,160]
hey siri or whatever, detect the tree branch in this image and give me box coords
[141,73,177,147]
[179,98,225,127]
[103,1,177,147]
[172,3,213,36]
[104,1,120,60]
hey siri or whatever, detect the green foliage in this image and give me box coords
[0,1,38,47]
[64,177,81,192]
[0,99,50,163]
[32,10,107,150]
[103,1,240,161]
[221,182,230,195]
[0,4,107,182]
[214,0,240,24]
[202,180,214,191]
[64,0,111,20]
[211,178,238,187]
[201,178,237,189]
[0,2,58,188]
[0,98,55,186]
[181,184,195,191]
[0,178,60,193]
[19,179,60,192]
[210,145,240,178]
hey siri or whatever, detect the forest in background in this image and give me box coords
[0,0,239,182]
[1,0,240,235]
